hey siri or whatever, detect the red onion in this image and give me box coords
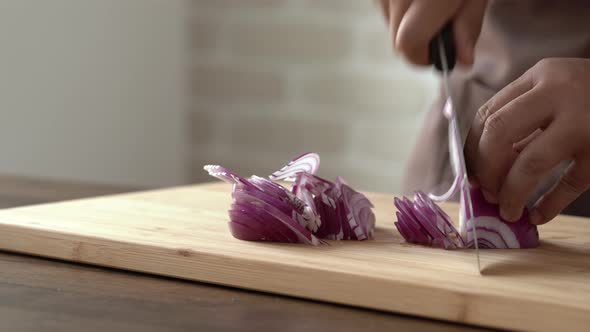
[394,192,464,249]
[460,187,539,249]
[294,173,375,240]
[204,153,375,244]
[269,152,320,182]
[205,165,320,245]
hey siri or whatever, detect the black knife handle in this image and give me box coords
[428,22,456,72]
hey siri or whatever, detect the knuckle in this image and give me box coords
[396,39,426,65]
[474,104,491,124]
[532,57,568,84]
[482,113,506,138]
[395,30,413,52]
[535,58,556,71]
[560,172,588,197]
[395,26,429,65]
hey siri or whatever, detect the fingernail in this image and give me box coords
[482,190,498,204]
[530,209,543,225]
[500,207,520,222]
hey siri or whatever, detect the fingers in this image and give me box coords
[389,0,411,49]
[513,129,543,153]
[498,125,575,221]
[465,71,539,201]
[530,159,590,225]
[466,72,535,171]
[397,0,463,65]
[478,89,554,198]
[453,0,487,65]
[375,0,411,50]
[469,70,535,146]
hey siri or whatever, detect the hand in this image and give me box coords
[465,58,590,225]
[375,0,487,66]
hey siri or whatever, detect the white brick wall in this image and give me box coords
[192,0,438,192]
[0,0,187,187]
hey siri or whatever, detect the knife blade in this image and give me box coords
[429,23,481,273]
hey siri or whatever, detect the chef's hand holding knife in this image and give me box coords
[377,0,590,225]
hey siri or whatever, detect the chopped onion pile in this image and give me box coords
[204,153,375,245]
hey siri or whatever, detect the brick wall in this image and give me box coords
[192,0,438,192]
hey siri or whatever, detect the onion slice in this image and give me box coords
[269,152,320,182]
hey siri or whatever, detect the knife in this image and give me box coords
[429,23,481,273]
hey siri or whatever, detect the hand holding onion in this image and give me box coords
[465,58,590,225]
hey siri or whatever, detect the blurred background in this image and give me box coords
[0,0,438,193]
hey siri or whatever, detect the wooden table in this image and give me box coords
[0,176,492,332]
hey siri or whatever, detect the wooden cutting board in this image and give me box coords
[0,182,588,331]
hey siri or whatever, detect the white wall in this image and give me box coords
[192,1,438,193]
[0,0,188,187]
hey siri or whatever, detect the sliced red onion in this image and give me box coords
[340,184,375,240]
[204,153,375,244]
[204,164,321,245]
[293,173,375,241]
[229,207,293,242]
[203,165,243,185]
[394,192,463,249]
[232,187,320,245]
[269,152,320,182]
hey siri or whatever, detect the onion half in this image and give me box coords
[204,153,375,244]
[460,187,539,249]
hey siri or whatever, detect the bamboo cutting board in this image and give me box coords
[0,182,588,331]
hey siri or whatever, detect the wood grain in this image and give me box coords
[3,252,490,332]
[0,182,588,332]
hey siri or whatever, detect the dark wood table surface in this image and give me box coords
[0,176,494,332]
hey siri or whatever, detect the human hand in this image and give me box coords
[375,0,487,66]
[465,58,590,225]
